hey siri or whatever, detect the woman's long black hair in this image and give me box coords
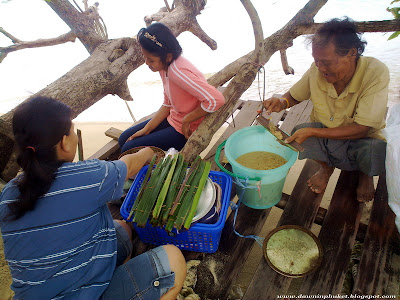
[137,22,182,66]
[8,96,72,220]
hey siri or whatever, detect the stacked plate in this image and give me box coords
[192,178,217,223]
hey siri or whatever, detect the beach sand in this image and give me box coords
[0,121,374,298]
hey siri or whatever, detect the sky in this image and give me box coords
[0,0,399,121]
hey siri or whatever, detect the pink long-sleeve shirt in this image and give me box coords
[160,56,225,134]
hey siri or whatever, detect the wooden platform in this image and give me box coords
[101,99,400,299]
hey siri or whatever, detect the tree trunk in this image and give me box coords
[0,0,209,181]
[1,0,399,181]
[181,0,328,160]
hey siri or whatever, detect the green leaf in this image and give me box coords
[388,31,400,40]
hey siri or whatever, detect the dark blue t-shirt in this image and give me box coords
[0,159,127,299]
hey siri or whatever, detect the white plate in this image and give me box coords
[192,178,216,222]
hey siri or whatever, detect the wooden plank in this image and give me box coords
[105,127,123,140]
[353,175,400,295]
[90,112,157,160]
[280,100,313,135]
[105,112,156,141]
[299,170,363,295]
[278,161,325,228]
[196,98,314,299]
[88,140,120,160]
[275,195,369,243]
[136,111,157,124]
[77,128,84,161]
[195,202,273,299]
[243,159,324,299]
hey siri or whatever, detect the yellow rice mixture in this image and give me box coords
[236,151,287,170]
[266,228,320,275]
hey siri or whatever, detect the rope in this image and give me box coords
[228,62,265,129]
[124,100,137,123]
[230,177,265,248]
[257,65,266,116]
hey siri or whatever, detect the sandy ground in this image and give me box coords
[0,121,374,298]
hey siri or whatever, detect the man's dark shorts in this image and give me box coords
[292,123,386,176]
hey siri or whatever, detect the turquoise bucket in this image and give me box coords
[216,125,297,209]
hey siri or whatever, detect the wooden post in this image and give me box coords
[77,129,84,161]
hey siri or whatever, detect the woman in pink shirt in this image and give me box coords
[119,23,225,153]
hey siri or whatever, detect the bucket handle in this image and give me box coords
[215,140,261,182]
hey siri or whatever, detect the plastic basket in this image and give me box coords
[120,166,232,253]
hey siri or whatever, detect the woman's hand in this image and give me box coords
[137,147,155,164]
[285,128,314,144]
[119,146,155,180]
[181,121,192,139]
[127,128,148,142]
[262,97,286,113]
[181,106,209,139]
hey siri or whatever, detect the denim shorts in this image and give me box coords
[101,222,175,299]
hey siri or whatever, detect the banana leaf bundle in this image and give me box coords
[128,153,212,231]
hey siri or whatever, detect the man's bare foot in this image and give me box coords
[357,172,375,202]
[307,165,334,194]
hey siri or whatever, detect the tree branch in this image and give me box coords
[82,0,89,11]
[85,3,108,39]
[189,19,217,50]
[144,8,169,27]
[164,0,172,12]
[72,0,84,13]
[280,41,294,75]
[298,19,400,35]
[280,49,295,75]
[114,80,134,101]
[45,0,106,53]
[0,32,76,63]
[181,0,264,161]
[0,27,21,43]
[207,0,325,87]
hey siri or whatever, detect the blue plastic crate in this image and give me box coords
[120,166,232,253]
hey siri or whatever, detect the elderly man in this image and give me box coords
[263,17,389,202]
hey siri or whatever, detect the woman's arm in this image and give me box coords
[168,59,225,137]
[119,147,154,180]
[181,106,209,139]
[127,105,170,141]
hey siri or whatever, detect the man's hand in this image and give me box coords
[286,123,371,145]
[285,128,314,144]
[263,97,286,114]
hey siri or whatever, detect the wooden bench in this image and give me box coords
[101,99,400,298]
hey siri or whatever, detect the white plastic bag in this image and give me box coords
[382,104,400,233]
[164,147,179,157]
